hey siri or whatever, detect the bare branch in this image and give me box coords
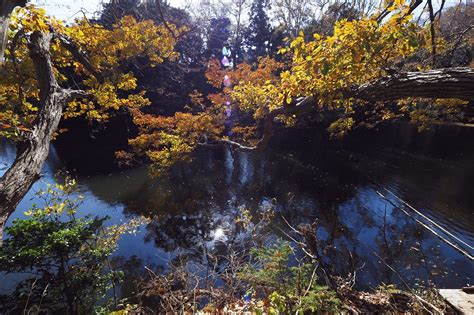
[63,88,90,102]
[53,31,104,83]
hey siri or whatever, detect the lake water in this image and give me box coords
[0,123,473,295]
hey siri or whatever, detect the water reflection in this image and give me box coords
[85,144,473,290]
[0,124,473,294]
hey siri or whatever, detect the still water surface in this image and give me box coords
[0,124,473,294]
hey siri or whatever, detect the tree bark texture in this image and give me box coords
[0,31,70,243]
[348,67,474,102]
[0,0,26,62]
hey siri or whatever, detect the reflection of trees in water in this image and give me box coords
[353,148,474,236]
[145,211,215,251]
[110,207,274,306]
[77,140,473,289]
[333,195,470,289]
[120,146,365,252]
[110,255,151,305]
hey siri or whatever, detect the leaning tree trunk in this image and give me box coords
[217,67,474,151]
[348,67,474,101]
[0,31,72,244]
[0,0,26,62]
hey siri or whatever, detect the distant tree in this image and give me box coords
[99,0,141,26]
[245,0,272,62]
[437,1,474,68]
[271,0,316,37]
[96,0,207,114]
[206,17,231,58]
[223,0,249,65]
[184,0,248,64]
[99,0,193,29]
[304,1,362,37]
[269,23,286,56]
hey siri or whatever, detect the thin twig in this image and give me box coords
[375,190,473,260]
[372,251,443,314]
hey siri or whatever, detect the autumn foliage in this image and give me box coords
[1,2,471,175]
[0,5,181,139]
[121,2,470,172]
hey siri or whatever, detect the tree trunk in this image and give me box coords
[348,67,474,102]
[0,31,69,244]
[0,0,26,62]
[211,67,474,151]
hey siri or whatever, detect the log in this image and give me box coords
[348,67,474,102]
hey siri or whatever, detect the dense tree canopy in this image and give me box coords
[118,1,474,173]
[245,0,272,61]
